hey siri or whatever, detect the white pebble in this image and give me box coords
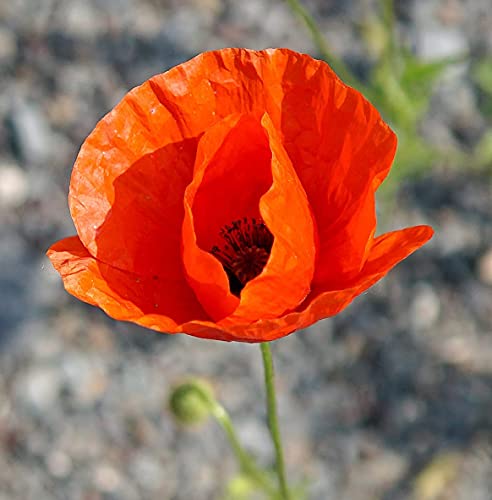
[0,164,29,208]
[410,284,441,330]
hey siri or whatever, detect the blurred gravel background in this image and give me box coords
[1,0,492,499]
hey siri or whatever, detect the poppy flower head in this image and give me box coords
[47,48,433,343]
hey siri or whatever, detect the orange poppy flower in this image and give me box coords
[47,48,433,343]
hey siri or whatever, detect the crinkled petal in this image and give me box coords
[177,225,433,342]
[182,112,316,322]
[70,48,393,283]
[47,236,210,328]
[70,81,201,273]
[182,113,272,320]
[223,112,317,321]
[148,48,397,286]
[275,63,398,286]
[81,139,198,277]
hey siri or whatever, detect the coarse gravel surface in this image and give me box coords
[1,0,492,499]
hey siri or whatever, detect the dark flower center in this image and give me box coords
[211,217,274,296]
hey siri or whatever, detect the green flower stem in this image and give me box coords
[260,342,291,500]
[210,401,277,496]
[380,0,396,62]
[284,0,363,91]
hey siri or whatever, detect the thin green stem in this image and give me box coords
[260,343,291,500]
[380,0,396,63]
[209,401,277,496]
[284,0,363,91]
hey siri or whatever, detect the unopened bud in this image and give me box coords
[168,378,214,426]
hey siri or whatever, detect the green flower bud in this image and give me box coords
[168,378,215,426]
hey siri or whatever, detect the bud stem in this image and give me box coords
[210,401,276,496]
[260,342,291,500]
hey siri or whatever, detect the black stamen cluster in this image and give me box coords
[211,217,274,296]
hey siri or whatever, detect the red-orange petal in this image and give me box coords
[70,48,393,285]
[177,225,433,342]
[276,65,398,287]
[47,236,210,328]
[70,81,200,273]
[78,139,199,278]
[146,48,397,287]
[47,226,432,343]
[51,48,433,343]
[182,112,316,322]
[223,112,317,321]
[181,113,272,320]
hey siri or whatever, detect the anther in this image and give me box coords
[211,217,273,296]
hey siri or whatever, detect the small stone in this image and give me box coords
[59,428,103,460]
[344,447,407,499]
[60,355,108,407]
[46,94,79,128]
[46,450,72,478]
[130,453,163,491]
[93,463,122,493]
[61,1,103,39]
[435,211,480,255]
[131,4,163,38]
[410,284,441,330]
[9,97,53,165]
[0,27,17,62]
[0,163,29,208]
[478,248,492,286]
[77,370,108,406]
[17,366,61,412]
[25,320,62,359]
[86,324,116,353]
